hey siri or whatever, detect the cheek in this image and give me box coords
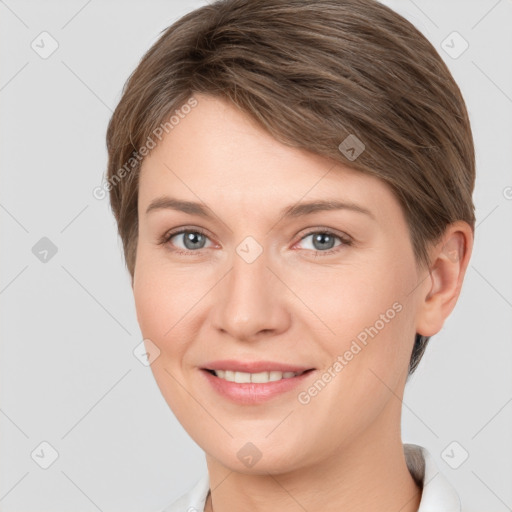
[133,251,212,359]
[132,257,200,413]
[133,252,183,348]
[133,271,169,340]
[305,255,417,373]
[302,262,403,329]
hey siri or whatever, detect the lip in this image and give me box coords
[201,359,314,373]
[200,367,316,405]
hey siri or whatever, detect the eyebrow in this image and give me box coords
[145,196,375,220]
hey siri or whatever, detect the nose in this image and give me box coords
[211,247,291,342]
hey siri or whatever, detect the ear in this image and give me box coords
[415,221,474,337]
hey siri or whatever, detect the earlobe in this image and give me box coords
[415,222,473,337]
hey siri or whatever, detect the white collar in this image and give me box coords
[162,443,461,511]
[404,443,461,511]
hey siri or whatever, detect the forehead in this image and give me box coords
[138,94,399,221]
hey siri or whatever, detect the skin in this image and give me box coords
[133,93,473,512]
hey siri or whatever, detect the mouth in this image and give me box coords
[200,364,317,404]
[203,368,314,383]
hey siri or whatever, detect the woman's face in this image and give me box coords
[133,93,427,473]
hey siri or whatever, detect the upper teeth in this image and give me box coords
[213,370,303,383]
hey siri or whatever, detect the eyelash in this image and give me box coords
[158,227,353,257]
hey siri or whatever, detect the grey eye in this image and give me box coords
[299,232,342,251]
[170,231,211,251]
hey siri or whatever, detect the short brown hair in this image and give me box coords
[105,0,476,374]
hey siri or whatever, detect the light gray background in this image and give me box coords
[0,1,511,511]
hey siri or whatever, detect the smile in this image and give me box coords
[207,369,308,383]
[201,368,316,404]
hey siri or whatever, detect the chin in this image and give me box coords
[203,436,310,475]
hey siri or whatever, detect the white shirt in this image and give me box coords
[161,443,461,512]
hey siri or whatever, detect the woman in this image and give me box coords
[105,1,475,510]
